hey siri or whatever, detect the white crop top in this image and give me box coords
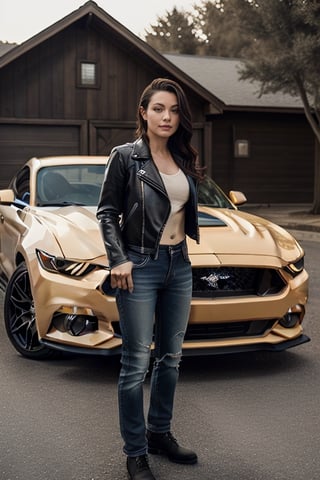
[159,169,190,245]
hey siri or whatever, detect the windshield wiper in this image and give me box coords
[37,201,86,207]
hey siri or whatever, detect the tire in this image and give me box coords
[4,262,56,360]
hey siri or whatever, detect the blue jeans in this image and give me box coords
[116,241,192,457]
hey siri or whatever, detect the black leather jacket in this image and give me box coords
[96,138,199,268]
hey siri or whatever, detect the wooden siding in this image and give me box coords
[0,17,208,188]
[89,121,137,155]
[0,20,205,123]
[0,120,86,188]
[210,111,314,203]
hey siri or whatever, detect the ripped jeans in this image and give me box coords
[116,241,192,457]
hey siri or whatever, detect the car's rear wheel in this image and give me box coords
[4,262,56,359]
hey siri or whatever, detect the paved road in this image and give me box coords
[0,240,319,480]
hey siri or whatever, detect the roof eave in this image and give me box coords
[221,104,305,114]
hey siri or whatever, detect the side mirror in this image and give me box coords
[0,189,15,203]
[229,190,247,206]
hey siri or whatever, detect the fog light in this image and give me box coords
[65,314,95,336]
[279,309,301,328]
[52,313,98,336]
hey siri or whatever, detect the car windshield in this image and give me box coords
[36,165,106,206]
[198,176,234,209]
[35,166,234,210]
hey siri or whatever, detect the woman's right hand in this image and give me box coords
[110,261,134,293]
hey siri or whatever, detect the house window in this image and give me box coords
[78,61,99,88]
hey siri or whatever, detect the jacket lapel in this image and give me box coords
[136,159,167,196]
[132,139,167,196]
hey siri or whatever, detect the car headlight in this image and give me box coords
[36,249,99,277]
[283,256,304,278]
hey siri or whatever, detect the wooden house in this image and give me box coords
[165,54,314,203]
[0,1,314,203]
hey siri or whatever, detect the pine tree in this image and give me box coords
[145,8,198,54]
[144,1,249,57]
[193,1,249,57]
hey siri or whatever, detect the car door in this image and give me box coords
[0,166,31,281]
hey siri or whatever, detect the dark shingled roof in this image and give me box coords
[165,53,303,111]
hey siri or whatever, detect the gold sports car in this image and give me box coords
[0,156,309,359]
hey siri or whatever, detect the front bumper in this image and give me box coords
[31,256,309,356]
[40,333,310,357]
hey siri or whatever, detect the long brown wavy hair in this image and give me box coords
[136,78,203,180]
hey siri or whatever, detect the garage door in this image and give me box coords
[89,121,206,162]
[0,122,86,188]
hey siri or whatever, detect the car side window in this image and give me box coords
[12,166,31,204]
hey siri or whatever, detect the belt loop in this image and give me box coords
[153,245,159,260]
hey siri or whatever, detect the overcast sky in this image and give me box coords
[1,0,196,44]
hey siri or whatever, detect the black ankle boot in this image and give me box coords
[127,454,156,480]
[147,431,198,464]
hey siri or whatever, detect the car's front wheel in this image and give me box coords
[4,262,55,360]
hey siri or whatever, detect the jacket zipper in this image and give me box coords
[141,181,145,252]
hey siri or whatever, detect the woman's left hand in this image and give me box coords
[110,261,134,293]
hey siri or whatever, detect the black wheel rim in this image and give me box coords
[7,268,42,353]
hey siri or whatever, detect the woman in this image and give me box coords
[97,78,202,480]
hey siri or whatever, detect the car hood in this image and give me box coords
[189,207,303,264]
[32,206,105,259]
[31,205,302,264]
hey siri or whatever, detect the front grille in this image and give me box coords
[185,319,275,341]
[192,267,285,298]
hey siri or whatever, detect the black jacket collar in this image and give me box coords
[131,138,151,160]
